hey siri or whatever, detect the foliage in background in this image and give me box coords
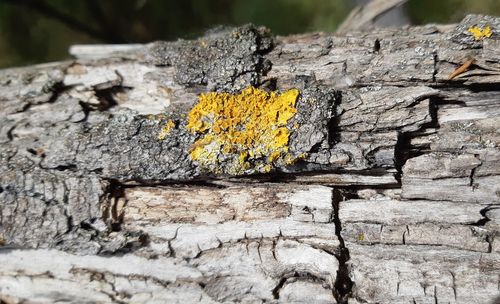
[407,0,500,24]
[0,0,499,68]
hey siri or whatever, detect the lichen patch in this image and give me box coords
[187,86,302,175]
[468,25,492,40]
[158,119,176,140]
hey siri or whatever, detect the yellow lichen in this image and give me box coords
[187,86,301,175]
[157,119,175,140]
[468,25,492,40]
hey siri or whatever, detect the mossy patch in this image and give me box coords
[187,86,302,175]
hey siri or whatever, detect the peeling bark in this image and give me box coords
[1,14,500,304]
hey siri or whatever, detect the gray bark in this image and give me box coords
[1,14,500,304]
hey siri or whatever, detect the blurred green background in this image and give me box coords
[0,0,499,68]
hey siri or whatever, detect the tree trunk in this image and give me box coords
[1,14,499,304]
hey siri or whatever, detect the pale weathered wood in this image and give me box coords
[1,14,500,304]
[337,0,408,33]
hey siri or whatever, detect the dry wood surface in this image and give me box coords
[1,14,500,304]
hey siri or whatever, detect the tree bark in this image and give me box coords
[1,14,500,304]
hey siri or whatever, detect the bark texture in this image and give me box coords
[1,14,500,304]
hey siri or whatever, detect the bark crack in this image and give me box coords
[469,154,482,191]
[449,270,457,300]
[271,271,330,300]
[332,189,353,304]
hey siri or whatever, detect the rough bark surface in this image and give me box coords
[1,15,500,304]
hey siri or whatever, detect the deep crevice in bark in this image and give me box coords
[103,179,126,232]
[272,276,288,299]
[468,84,500,93]
[121,178,228,189]
[432,52,438,83]
[272,271,330,300]
[93,85,127,111]
[394,132,413,185]
[394,96,439,184]
[332,189,353,304]
[469,205,493,227]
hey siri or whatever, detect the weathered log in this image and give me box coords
[1,14,500,304]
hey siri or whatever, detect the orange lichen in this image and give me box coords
[468,25,492,40]
[187,86,301,175]
[157,119,176,140]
